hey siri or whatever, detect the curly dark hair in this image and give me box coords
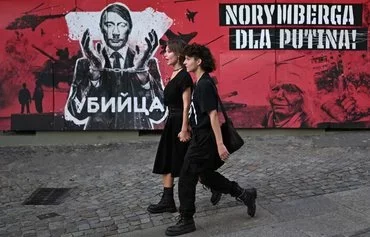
[167,39,187,65]
[183,43,216,73]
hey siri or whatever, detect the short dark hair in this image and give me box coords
[100,4,132,33]
[167,39,187,65]
[183,43,216,73]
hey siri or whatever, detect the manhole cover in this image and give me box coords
[23,188,71,205]
[37,212,60,220]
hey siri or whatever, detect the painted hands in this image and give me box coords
[81,29,109,81]
[134,29,158,70]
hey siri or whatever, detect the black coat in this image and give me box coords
[65,47,165,130]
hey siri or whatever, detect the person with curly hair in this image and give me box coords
[165,43,257,236]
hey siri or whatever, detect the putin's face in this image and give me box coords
[101,12,131,51]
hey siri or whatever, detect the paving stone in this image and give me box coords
[36,230,51,237]
[117,223,129,229]
[60,234,73,237]
[50,228,65,237]
[98,217,111,222]
[48,222,63,230]
[77,224,90,231]
[2,134,370,236]
[71,231,84,237]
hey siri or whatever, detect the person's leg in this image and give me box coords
[198,177,222,205]
[210,188,222,205]
[200,170,257,217]
[26,103,30,113]
[178,169,198,218]
[21,104,24,114]
[163,173,174,188]
[165,167,198,236]
[35,101,40,113]
[147,173,176,213]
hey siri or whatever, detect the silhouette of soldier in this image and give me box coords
[33,80,44,113]
[18,83,31,114]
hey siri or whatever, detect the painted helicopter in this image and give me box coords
[6,3,65,31]
[6,1,82,32]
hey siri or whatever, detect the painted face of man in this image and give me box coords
[269,83,304,117]
[164,46,178,67]
[102,12,130,51]
[184,56,199,73]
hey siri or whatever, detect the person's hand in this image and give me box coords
[340,96,356,113]
[351,93,370,114]
[81,29,108,75]
[134,29,158,70]
[217,143,230,161]
[178,130,191,142]
[321,99,347,122]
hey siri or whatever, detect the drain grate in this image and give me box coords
[23,188,71,205]
[37,212,60,220]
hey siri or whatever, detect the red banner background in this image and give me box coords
[0,0,369,130]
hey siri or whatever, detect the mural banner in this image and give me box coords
[0,0,369,130]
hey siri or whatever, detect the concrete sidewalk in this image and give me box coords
[125,187,370,237]
[1,131,370,237]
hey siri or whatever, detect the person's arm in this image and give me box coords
[65,59,93,123]
[131,58,154,88]
[178,87,192,142]
[209,109,229,160]
[199,80,229,160]
[136,71,150,87]
[133,30,158,87]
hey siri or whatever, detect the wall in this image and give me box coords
[0,0,369,131]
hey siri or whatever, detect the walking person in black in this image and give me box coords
[33,80,44,113]
[18,83,31,114]
[165,43,257,236]
[148,39,221,214]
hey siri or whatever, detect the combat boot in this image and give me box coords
[165,214,196,236]
[210,188,222,205]
[147,187,177,214]
[235,186,257,217]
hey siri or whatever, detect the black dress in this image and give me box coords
[152,69,193,177]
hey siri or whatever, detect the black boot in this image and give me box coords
[147,187,177,214]
[165,215,196,236]
[210,188,222,205]
[200,183,222,206]
[235,185,257,217]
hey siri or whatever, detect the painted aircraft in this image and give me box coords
[186,9,198,23]
[159,30,198,54]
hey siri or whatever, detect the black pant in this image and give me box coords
[178,130,240,218]
[21,103,30,114]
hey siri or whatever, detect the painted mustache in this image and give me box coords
[108,39,124,43]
